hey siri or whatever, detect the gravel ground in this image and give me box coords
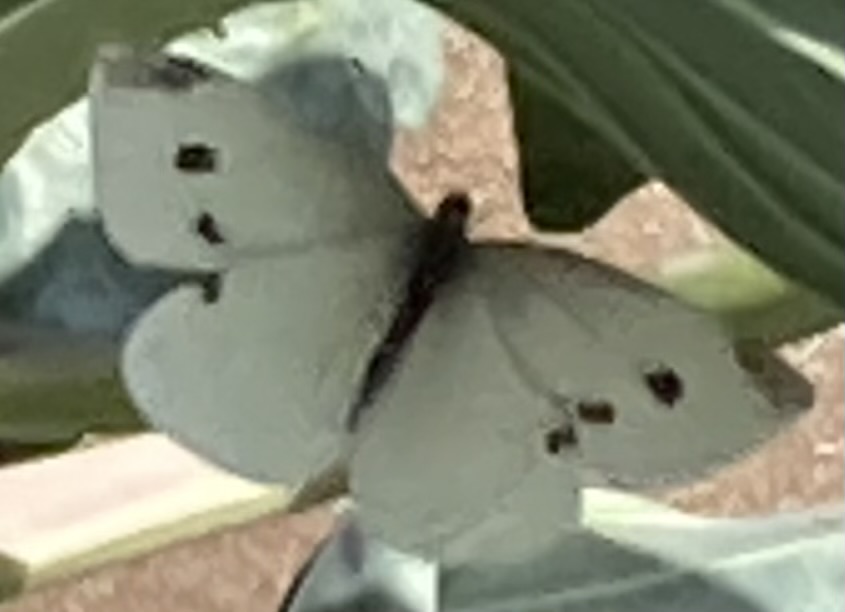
[3,23,842,612]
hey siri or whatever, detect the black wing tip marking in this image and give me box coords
[94,46,220,93]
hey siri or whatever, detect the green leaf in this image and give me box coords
[0,0,32,19]
[0,322,143,445]
[0,553,26,602]
[509,69,645,231]
[655,244,843,346]
[422,0,845,306]
[0,0,260,169]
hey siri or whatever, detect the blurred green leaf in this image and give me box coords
[0,322,142,445]
[655,244,843,346]
[0,0,260,167]
[422,0,845,306]
[0,0,32,19]
[0,438,77,465]
[0,552,26,601]
[510,70,644,231]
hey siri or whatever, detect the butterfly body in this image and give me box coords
[348,193,471,429]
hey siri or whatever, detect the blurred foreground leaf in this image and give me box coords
[280,490,844,612]
[655,243,843,346]
[424,0,845,305]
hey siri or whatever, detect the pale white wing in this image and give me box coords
[89,46,415,271]
[123,236,408,484]
[474,245,804,488]
[350,275,581,563]
[439,460,582,567]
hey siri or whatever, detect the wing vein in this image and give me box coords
[518,256,607,343]
[481,292,556,406]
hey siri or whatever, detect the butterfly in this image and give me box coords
[89,46,801,564]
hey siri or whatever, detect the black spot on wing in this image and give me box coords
[643,364,684,407]
[576,400,616,424]
[175,143,218,173]
[193,212,226,245]
[198,274,222,304]
[544,424,578,455]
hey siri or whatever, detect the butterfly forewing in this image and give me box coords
[474,245,803,487]
[90,46,416,271]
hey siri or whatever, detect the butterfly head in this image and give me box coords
[435,192,472,233]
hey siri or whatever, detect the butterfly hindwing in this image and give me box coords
[351,271,581,562]
[123,237,408,484]
[439,459,582,566]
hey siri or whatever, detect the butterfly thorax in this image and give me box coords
[345,193,471,430]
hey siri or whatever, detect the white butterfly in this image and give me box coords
[89,46,801,563]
